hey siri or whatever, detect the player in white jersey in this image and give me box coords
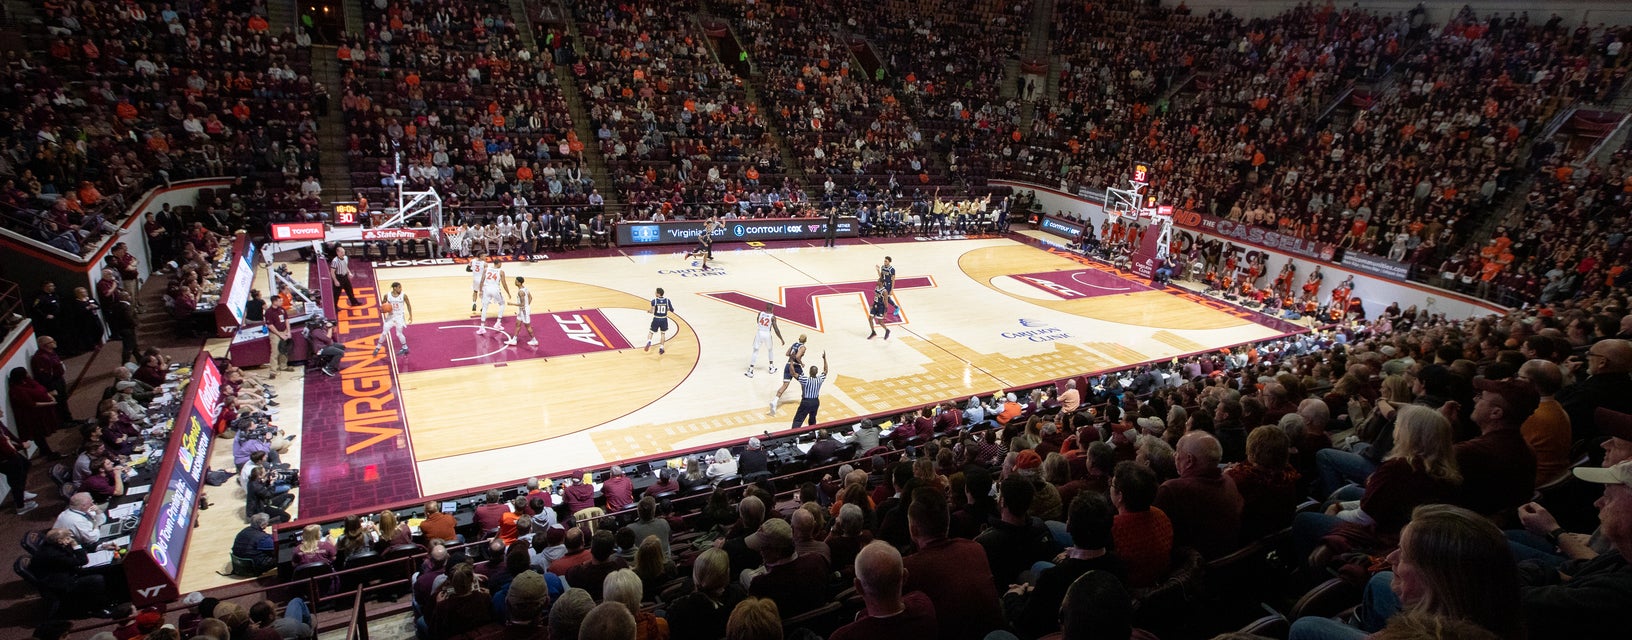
[476,259,511,333]
[745,302,784,378]
[506,276,537,347]
[468,252,488,315]
[373,281,414,356]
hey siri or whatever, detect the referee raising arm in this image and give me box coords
[792,352,830,429]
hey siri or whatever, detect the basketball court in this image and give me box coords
[295,234,1304,516]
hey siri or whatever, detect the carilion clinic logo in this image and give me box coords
[630,225,661,243]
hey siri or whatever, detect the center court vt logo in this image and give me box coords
[702,277,935,331]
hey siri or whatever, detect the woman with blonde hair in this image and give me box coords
[666,548,746,640]
[292,524,336,565]
[632,535,673,602]
[374,510,412,549]
[603,568,669,640]
[725,597,783,640]
[1289,504,1522,640]
[1294,405,1461,566]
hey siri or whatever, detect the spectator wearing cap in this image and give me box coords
[829,542,938,640]
[741,517,829,616]
[602,467,635,513]
[739,438,770,480]
[976,477,1054,590]
[498,570,552,629]
[1512,460,1632,640]
[1506,407,1632,570]
[566,530,628,602]
[1457,377,1540,516]
[1558,339,1632,440]
[1013,449,1062,522]
[1520,360,1572,485]
[1154,431,1244,559]
[564,474,597,513]
[903,486,1003,640]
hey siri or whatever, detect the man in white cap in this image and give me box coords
[1514,456,1632,639]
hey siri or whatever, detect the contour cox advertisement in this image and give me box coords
[125,353,223,606]
[615,217,860,246]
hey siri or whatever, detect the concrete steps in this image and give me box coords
[552,3,621,212]
[268,0,297,32]
[310,46,352,203]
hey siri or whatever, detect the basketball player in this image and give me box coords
[468,251,488,315]
[476,259,511,334]
[769,334,807,416]
[373,281,414,356]
[875,256,898,317]
[867,282,892,340]
[507,276,537,347]
[645,287,673,354]
[682,217,718,269]
[745,302,785,378]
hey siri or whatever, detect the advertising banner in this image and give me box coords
[1169,210,1338,262]
[362,227,433,240]
[269,222,326,241]
[1340,251,1413,280]
[614,218,859,246]
[212,234,257,337]
[123,353,222,606]
[1038,215,1085,240]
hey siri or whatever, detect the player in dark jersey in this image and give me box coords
[867,282,892,340]
[875,255,898,317]
[683,217,718,269]
[769,334,807,416]
[645,287,673,354]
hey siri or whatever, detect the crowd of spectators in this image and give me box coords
[3,0,324,241]
[565,0,796,221]
[258,282,1632,640]
[339,0,600,229]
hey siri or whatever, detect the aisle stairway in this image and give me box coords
[311,47,353,203]
[546,1,621,213]
[268,0,296,31]
[694,11,810,192]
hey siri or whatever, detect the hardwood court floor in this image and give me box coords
[377,238,1291,495]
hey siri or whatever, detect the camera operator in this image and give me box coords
[306,318,345,376]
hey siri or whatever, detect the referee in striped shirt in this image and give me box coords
[791,352,830,429]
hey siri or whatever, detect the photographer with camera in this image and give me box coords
[306,318,345,376]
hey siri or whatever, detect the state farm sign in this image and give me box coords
[362,228,432,240]
[270,222,326,241]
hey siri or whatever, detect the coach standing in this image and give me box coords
[793,352,830,429]
[330,246,361,306]
[824,206,839,248]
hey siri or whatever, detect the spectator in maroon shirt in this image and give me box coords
[742,517,830,616]
[903,487,1004,640]
[1226,426,1303,544]
[563,475,597,514]
[601,467,635,513]
[829,542,938,640]
[474,489,511,535]
[1455,378,1540,517]
[30,335,72,422]
[1154,431,1244,559]
[547,527,593,578]
[565,530,628,602]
